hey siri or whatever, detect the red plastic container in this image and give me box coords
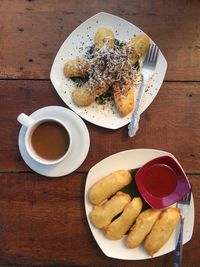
[135,156,191,209]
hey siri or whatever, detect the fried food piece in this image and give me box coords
[89,192,131,228]
[113,79,135,117]
[144,208,180,256]
[64,57,89,78]
[72,85,95,106]
[124,34,150,65]
[91,80,109,98]
[88,170,132,205]
[94,27,115,50]
[104,197,143,240]
[72,80,109,107]
[126,209,161,248]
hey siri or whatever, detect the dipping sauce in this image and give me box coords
[31,121,70,160]
[143,164,177,197]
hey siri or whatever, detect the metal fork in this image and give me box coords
[128,44,159,137]
[173,189,192,267]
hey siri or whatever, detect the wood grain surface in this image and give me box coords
[0,81,199,173]
[0,0,200,266]
[0,0,200,81]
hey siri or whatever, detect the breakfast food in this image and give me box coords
[72,85,95,106]
[64,57,89,78]
[104,197,143,240]
[126,209,161,248]
[72,80,109,107]
[124,35,150,65]
[89,191,131,228]
[64,28,150,117]
[88,170,132,205]
[144,207,180,256]
[94,27,115,50]
[113,79,135,117]
[88,168,183,256]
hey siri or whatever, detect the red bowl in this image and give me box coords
[135,156,191,209]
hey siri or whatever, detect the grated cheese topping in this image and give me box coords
[86,44,139,92]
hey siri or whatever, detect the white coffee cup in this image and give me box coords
[17,113,72,165]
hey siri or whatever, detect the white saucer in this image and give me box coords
[18,106,90,177]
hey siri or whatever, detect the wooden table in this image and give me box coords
[0,1,200,266]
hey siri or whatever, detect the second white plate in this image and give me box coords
[84,149,194,260]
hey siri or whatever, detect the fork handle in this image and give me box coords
[173,216,184,267]
[128,76,144,137]
[128,107,140,137]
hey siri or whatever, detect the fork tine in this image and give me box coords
[144,44,153,63]
[150,45,159,64]
[149,45,156,62]
[185,190,192,201]
[144,44,159,65]
[180,189,192,204]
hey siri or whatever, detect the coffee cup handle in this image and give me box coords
[17,113,35,128]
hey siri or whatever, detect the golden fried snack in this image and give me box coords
[94,27,115,50]
[91,80,109,98]
[104,197,143,240]
[89,192,131,228]
[124,34,150,65]
[88,170,132,205]
[64,57,89,78]
[126,209,161,248]
[72,80,109,107]
[72,85,95,106]
[113,79,135,117]
[144,208,180,256]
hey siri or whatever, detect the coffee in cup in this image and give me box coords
[17,113,72,165]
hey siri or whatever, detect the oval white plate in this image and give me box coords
[84,149,194,260]
[18,106,90,177]
[50,12,167,129]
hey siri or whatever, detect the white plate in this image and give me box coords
[84,149,194,260]
[18,106,90,177]
[50,12,167,129]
